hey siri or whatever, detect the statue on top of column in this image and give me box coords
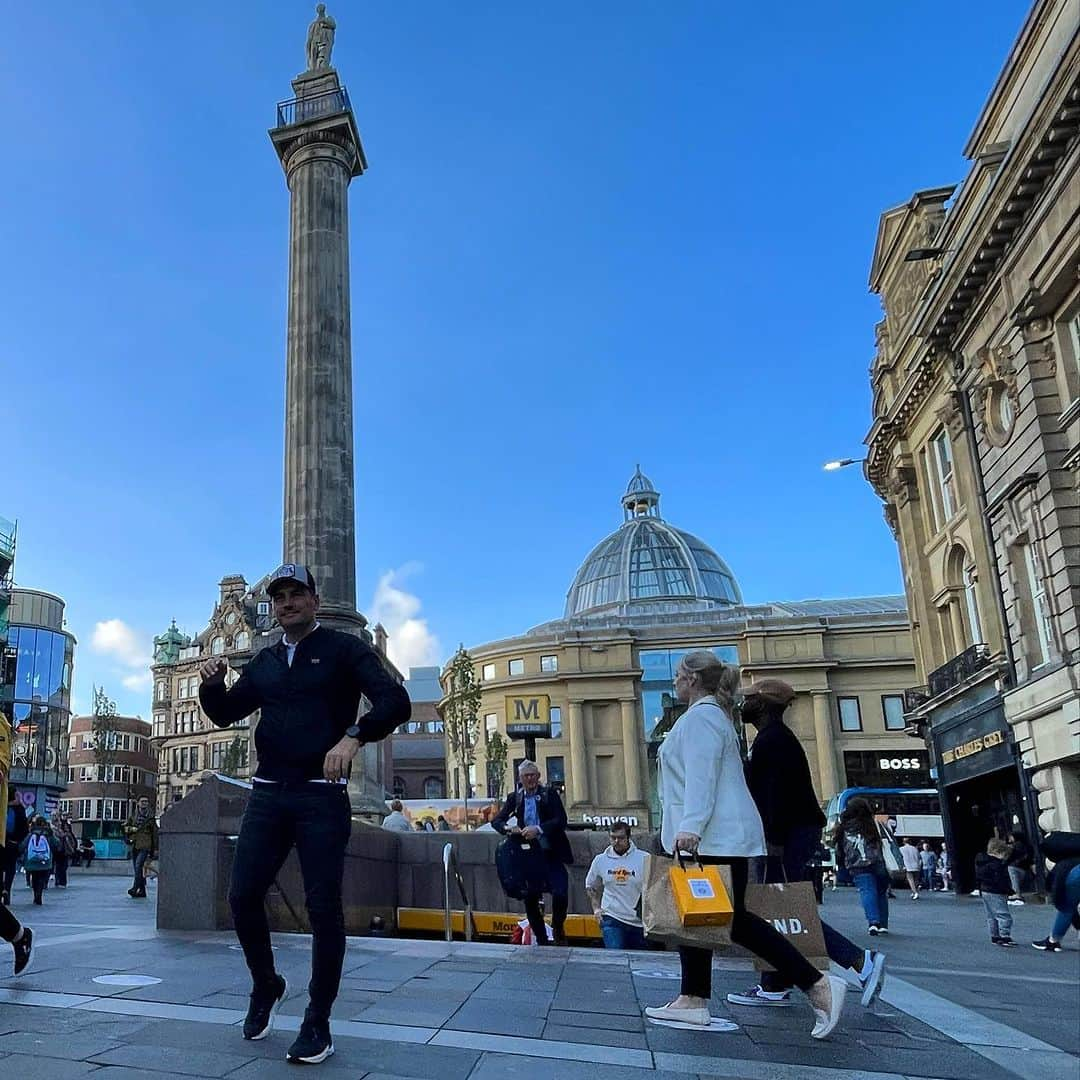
[305,4,336,71]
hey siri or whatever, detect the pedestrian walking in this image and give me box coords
[436,815,452,832]
[77,837,95,868]
[643,651,846,1040]
[123,797,158,899]
[919,843,938,892]
[19,817,59,905]
[585,822,647,950]
[1031,831,1080,953]
[2,787,28,906]
[974,838,1016,947]
[1006,833,1030,904]
[199,563,410,1065]
[899,839,921,898]
[492,760,573,946]
[728,679,885,1010]
[0,899,33,977]
[54,816,77,888]
[835,798,891,937]
[380,800,411,832]
[939,844,951,892]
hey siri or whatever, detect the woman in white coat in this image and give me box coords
[644,651,846,1039]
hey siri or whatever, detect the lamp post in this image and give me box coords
[823,458,866,472]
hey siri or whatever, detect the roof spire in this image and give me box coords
[622,465,661,521]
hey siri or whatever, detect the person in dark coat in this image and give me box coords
[2,788,29,906]
[492,760,573,945]
[729,679,886,1010]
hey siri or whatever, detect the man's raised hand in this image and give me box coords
[199,658,228,685]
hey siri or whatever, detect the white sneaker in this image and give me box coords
[644,1003,710,1026]
[808,974,847,1040]
[859,952,886,1008]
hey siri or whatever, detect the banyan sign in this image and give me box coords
[505,695,551,739]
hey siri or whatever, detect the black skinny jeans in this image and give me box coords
[679,857,822,998]
[0,900,19,943]
[524,860,569,944]
[229,783,351,1020]
[2,847,18,901]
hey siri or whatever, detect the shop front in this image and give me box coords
[929,690,1034,894]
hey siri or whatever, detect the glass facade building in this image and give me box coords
[3,589,76,817]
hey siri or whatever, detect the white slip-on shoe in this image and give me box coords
[809,974,847,1039]
[859,952,886,1008]
[644,1002,710,1026]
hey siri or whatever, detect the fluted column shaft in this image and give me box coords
[567,701,589,806]
[812,691,839,799]
[620,699,643,802]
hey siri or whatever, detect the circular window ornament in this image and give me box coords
[985,382,1016,446]
[226,612,238,626]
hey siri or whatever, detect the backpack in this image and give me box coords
[495,837,550,900]
[26,832,52,870]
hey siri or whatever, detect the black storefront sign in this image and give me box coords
[933,701,1013,786]
[843,750,931,790]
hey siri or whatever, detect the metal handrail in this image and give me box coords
[442,842,473,943]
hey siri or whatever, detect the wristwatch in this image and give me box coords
[344,724,362,741]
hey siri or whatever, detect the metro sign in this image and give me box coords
[505,695,552,739]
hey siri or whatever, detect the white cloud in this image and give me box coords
[369,564,441,672]
[121,672,153,692]
[91,619,150,669]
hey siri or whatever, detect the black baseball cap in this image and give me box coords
[266,563,318,596]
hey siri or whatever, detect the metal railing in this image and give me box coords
[927,642,992,698]
[275,87,351,129]
[442,842,474,943]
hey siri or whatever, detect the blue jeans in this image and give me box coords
[600,915,646,950]
[1051,865,1080,941]
[132,849,150,891]
[853,868,890,928]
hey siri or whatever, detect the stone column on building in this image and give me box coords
[811,691,839,798]
[619,699,643,804]
[269,20,387,817]
[567,701,590,807]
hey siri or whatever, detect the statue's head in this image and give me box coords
[316,3,326,13]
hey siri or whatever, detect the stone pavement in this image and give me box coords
[0,876,1076,1080]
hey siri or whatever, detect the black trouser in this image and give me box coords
[29,870,49,904]
[524,860,569,944]
[229,783,351,1020]
[1,847,18,902]
[758,826,864,993]
[0,900,19,943]
[679,857,822,998]
[54,852,69,887]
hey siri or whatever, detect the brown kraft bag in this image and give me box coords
[745,881,829,970]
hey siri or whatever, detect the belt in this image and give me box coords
[252,779,347,792]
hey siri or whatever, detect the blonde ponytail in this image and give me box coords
[680,650,741,714]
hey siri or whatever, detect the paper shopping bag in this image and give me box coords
[669,858,734,927]
[642,853,733,948]
[745,881,828,970]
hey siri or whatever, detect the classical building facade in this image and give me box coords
[149,575,272,812]
[444,470,917,829]
[60,714,155,841]
[390,666,446,800]
[866,0,1079,888]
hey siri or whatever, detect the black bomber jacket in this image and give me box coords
[199,626,411,783]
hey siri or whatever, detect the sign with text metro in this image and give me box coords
[505,695,551,738]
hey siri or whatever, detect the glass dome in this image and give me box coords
[564,468,742,618]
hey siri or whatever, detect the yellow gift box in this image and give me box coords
[669,860,734,927]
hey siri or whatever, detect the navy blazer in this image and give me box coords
[492,785,573,865]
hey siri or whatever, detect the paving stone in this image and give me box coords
[542,1021,649,1050]
[550,995,643,1016]
[354,998,462,1027]
[407,971,488,992]
[246,1037,481,1080]
[0,1053,99,1078]
[121,1018,288,1060]
[466,1051,687,1080]
[89,1043,257,1077]
[443,1005,546,1038]
[644,1023,767,1059]
[546,1009,645,1032]
[0,1030,123,1060]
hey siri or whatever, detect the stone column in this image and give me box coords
[811,692,839,799]
[271,70,367,632]
[567,701,589,807]
[620,699,643,803]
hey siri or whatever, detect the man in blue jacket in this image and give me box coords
[199,563,410,1065]
[492,760,573,945]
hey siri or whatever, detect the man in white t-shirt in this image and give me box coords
[899,839,921,899]
[585,823,648,950]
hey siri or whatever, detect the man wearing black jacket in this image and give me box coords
[492,760,573,945]
[199,563,410,1065]
[727,679,885,1010]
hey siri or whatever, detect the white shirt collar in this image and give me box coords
[283,621,320,648]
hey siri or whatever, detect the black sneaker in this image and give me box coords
[12,927,33,977]
[243,974,287,1040]
[995,938,1016,948]
[1031,938,1062,952]
[287,1014,334,1064]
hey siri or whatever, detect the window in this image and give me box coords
[76,799,94,820]
[550,706,562,738]
[257,601,271,616]
[540,655,558,673]
[210,742,226,771]
[430,718,444,733]
[931,430,957,522]
[963,563,983,646]
[508,658,525,676]
[467,764,477,798]
[423,775,444,799]
[484,713,497,735]
[838,697,862,732]
[392,776,406,798]
[482,663,496,681]
[156,680,167,702]
[153,714,166,737]
[546,756,565,796]
[212,637,225,656]
[235,631,250,651]
[882,695,906,731]
[67,766,76,783]
[1023,542,1053,667]
[79,765,95,782]
[81,734,93,750]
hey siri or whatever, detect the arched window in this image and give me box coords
[946,545,982,648]
[211,637,224,656]
[423,776,444,799]
[155,681,167,702]
[234,631,250,651]
[392,776,406,798]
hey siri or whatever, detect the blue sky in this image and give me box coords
[3,1,1028,716]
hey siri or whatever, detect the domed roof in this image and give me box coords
[564,469,742,619]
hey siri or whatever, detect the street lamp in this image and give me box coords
[823,458,865,471]
[903,246,956,262]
